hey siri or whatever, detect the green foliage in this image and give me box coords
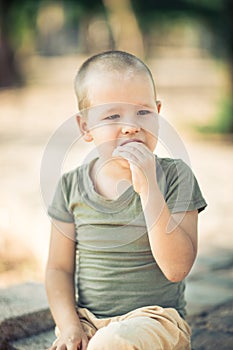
[0,0,105,48]
[132,0,232,59]
[213,97,233,134]
[184,0,225,11]
[1,0,231,59]
[198,96,233,134]
[1,0,232,134]
[0,0,40,48]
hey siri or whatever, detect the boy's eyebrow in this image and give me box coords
[136,104,154,109]
[95,105,122,115]
[102,106,121,113]
[85,105,121,118]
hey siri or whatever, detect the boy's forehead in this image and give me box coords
[84,69,155,96]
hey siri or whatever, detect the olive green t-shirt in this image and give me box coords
[48,156,207,318]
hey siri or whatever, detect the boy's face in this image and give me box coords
[77,70,161,163]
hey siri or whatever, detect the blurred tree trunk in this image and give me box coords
[102,0,144,58]
[0,32,23,88]
[0,0,23,87]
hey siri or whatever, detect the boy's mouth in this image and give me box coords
[120,139,144,147]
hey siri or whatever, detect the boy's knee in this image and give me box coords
[87,322,137,350]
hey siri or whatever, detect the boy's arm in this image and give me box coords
[45,220,88,349]
[140,189,198,282]
[114,142,198,282]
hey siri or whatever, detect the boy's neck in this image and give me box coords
[93,157,131,177]
[90,157,132,200]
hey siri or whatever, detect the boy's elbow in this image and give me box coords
[164,269,189,283]
[166,274,184,283]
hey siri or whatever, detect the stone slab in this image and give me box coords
[186,268,233,315]
[187,299,233,350]
[10,330,55,350]
[8,299,233,350]
[0,282,54,345]
[0,282,48,322]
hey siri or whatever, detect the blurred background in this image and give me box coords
[0,0,232,314]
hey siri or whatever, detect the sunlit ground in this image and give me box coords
[0,52,232,288]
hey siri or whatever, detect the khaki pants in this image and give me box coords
[56,305,191,349]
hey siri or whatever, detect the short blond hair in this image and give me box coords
[74,50,156,111]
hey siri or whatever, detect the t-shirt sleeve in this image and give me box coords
[165,159,207,214]
[48,174,74,223]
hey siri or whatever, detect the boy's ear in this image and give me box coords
[76,114,93,142]
[156,100,162,113]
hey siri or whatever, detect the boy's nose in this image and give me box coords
[121,124,141,134]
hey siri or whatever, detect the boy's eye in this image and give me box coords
[137,110,151,116]
[104,114,120,120]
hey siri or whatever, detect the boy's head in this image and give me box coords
[75,51,161,160]
[74,50,159,111]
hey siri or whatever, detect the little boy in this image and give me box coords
[46,50,207,350]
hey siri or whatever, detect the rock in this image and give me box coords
[0,282,54,347]
[10,330,55,350]
[187,299,233,350]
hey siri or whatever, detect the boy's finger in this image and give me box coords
[81,340,88,350]
[67,343,78,350]
[114,149,144,165]
[120,141,149,152]
[114,143,151,159]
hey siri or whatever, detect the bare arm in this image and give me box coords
[140,188,198,282]
[114,142,198,282]
[45,220,88,350]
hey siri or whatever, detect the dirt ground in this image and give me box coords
[0,54,232,290]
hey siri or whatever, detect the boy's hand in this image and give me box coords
[113,142,157,195]
[49,326,89,350]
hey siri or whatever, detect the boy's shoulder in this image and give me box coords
[155,156,193,186]
[58,161,92,196]
[156,155,188,170]
[62,158,96,181]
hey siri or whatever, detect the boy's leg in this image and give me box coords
[83,306,191,350]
